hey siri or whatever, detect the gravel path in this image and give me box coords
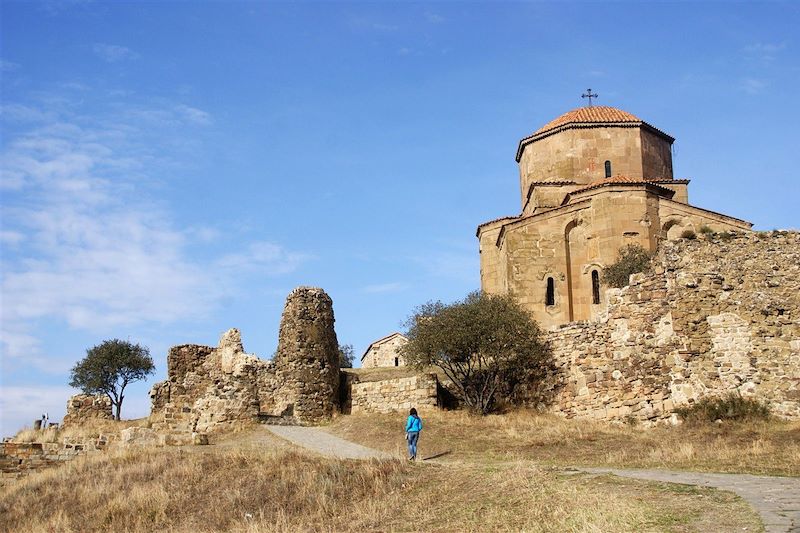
[580,467,800,533]
[265,426,392,460]
[265,426,799,532]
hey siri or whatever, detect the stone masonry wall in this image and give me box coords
[362,334,408,368]
[1,436,113,480]
[61,394,113,427]
[149,287,340,439]
[545,231,800,424]
[272,287,340,422]
[350,374,438,414]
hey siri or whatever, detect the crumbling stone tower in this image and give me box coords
[272,287,340,422]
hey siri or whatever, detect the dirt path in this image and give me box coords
[267,425,799,533]
[579,467,800,533]
[265,426,391,459]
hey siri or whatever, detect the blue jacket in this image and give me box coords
[405,415,423,433]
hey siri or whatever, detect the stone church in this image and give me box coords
[478,104,752,328]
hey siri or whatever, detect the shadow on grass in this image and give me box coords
[422,451,452,461]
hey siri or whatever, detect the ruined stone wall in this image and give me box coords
[545,231,800,424]
[61,394,113,427]
[272,287,340,422]
[149,287,340,438]
[350,374,438,414]
[1,436,113,480]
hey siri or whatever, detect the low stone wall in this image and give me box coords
[350,374,438,414]
[61,394,113,427]
[544,231,800,424]
[0,436,112,480]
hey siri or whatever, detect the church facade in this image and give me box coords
[477,105,752,328]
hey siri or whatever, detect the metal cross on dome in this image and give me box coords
[581,88,598,107]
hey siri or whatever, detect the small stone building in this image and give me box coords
[478,105,752,328]
[360,332,408,368]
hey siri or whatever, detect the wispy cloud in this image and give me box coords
[0,59,20,72]
[0,385,77,437]
[741,77,768,94]
[361,282,409,294]
[424,12,445,24]
[348,16,399,33]
[176,104,212,125]
[743,42,787,64]
[0,97,305,365]
[93,43,139,63]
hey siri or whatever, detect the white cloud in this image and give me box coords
[0,230,25,246]
[176,104,212,125]
[0,100,305,365]
[0,58,20,72]
[361,282,409,294]
[741,78,768,94]
[0,385,77,438]
[0,103,55,123]
[216,242,311,275]
[92,43,139,63]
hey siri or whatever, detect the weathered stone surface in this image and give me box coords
[148,287,341,439]
[543,232,800,424]
[350,374,438,414]
[479,106,752,329]
[272,287,340,423]
[120,427,163,447]
[61,394,113,427]
[361,332,408,368]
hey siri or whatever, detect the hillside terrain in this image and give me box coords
[0,417,770,532]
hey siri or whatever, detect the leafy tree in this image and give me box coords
[338,344,355,368]
[602,244,653,288]
[69,339,155,420]
[402,291,551,415]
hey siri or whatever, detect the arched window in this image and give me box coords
[604,160,612,178]
[591,270,601,304]
[546,277,555,306]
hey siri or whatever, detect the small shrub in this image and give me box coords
[717,230,734,242]
[674,393,770,424]
[602,244,653,288]
[680,229,697,240]
[698,225,713,235]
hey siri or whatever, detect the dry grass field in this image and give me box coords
[328,409,800,476]
[0,432,761,533]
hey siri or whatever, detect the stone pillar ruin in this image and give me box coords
[273,287,340,423]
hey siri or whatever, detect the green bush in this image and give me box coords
[699,225,713,235]
[680,229,697,240]
[674,393,770,424]
[602,244,653,288]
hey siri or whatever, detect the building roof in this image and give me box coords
[569,175,687,195]
[535,106,641,135]
[515,106,675,162]
[360,332,408,361]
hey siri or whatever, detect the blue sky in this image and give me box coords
[1,1,798,436]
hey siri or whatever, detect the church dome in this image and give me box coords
[515,105,674,163]
[533,106,641,136]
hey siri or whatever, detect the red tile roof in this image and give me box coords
[515,106,675,162]
[534,106,641,136]
[568,175,675,196]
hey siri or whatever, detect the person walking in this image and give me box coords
[405,407,423,461]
